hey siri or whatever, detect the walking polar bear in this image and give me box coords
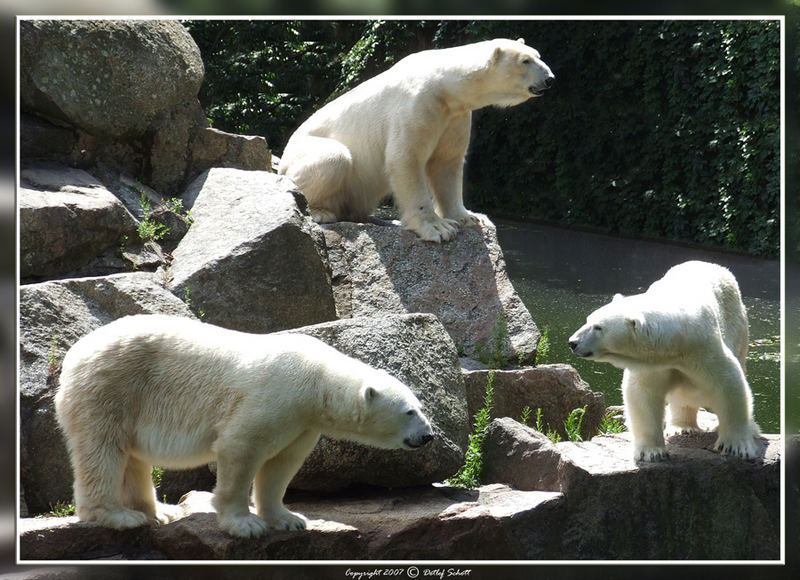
[55,315,434,538]
[569,261,759,462]
[279,38,555,243]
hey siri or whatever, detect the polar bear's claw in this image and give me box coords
[714,435,757,459]
[634,446,669,462]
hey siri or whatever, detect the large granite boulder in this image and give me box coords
[323,219,539,365]
[167,168,337,333]
[19,163,137,280]
[20,20,203,140]
[20,19,207,192]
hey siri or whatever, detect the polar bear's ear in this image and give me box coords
[362,385,377,402]
[626,313,645,332]
[612,293,625,303]
[516,38,526,45]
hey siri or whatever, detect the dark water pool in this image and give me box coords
[495,220,781,434]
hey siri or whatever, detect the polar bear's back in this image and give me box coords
[651,261,748,364]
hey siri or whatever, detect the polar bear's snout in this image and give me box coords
[404,431,434,449]
[403,409,435,449]
[529,73,555,96]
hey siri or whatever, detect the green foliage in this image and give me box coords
[151,466,164,489]
[137,193,169,242]
[184,20,364,151]
[534,407,562,443]
[598,410,627,435]
[43,500,75,517]
[446,370,494,488]
[519,405,532,426]
[534,327,550,366]
[563,406,587,442]
[187,19,780,257]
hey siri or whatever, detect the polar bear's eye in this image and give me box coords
[593,325,603,331]
[521,57,532,65]
[406,410,415,416]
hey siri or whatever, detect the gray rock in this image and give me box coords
[19,163,137,279]
[20,485,565,560]
[20,20,208,193]
[323,219,539,364]
[482,417,562,491]
[20,20,203,140]
[19,273,195,513]
[285,313,469,491]
[462,365,606,442]
[554,431,782,559]
[168,168,336,334]
[188,127,272,179]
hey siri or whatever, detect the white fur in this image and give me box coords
[569,261,759,462]
[55,315,433,537]
[278,38,554,242]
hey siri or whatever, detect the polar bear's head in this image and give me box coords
[568,294,648,370]
[486,38,555,107]
[342,370,435,451]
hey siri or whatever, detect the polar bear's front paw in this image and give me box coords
[714,432,758,459]
[83,506,149,530]
[218,513,269,538]
[633,444,668,462]
[260,507,308,531]
[447,209,484,228]
[406,214,459,243]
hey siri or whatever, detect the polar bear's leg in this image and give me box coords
[253,430,320,531]
[698,351,759,458]
[121,456,181,525]
[280,136,353,224]
[622,369,670,461]
[427,116,482,228]
[70,437,149,529]
[121,455,158,521]
[428,157,483,228]
[388,156,459,242]
[212,447,270,538]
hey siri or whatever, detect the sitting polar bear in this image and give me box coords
[568,261,759,462]
[278,38,555,243]
[55,315,434,538]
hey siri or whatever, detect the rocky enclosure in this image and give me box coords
[18,19,781,561]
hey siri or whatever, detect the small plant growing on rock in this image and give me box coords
[534,407,562,443]
[43,500,75,518]
[446,370,495,488]
[137,193,169,242]
[534,327,550,366]
[598,410,626,434]
[563,406,587,442]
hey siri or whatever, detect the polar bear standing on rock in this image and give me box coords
[568,261,759,462]
[278,38,555,242]
[55,315,433,538]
